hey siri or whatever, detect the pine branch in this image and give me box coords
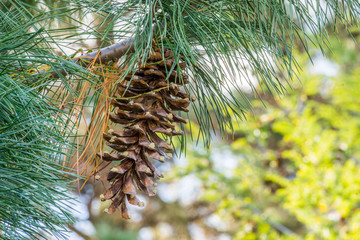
[48,36,135,78]
[45,23,159,78]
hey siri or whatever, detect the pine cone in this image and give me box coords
[97,45,192,218]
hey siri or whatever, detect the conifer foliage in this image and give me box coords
[97,43,192,217]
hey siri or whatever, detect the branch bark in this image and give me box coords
[49,37,135,78]
[43,22,163,78]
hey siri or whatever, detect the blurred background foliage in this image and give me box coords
[79,33,360,240]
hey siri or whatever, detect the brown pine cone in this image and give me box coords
[97,44,193,218]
